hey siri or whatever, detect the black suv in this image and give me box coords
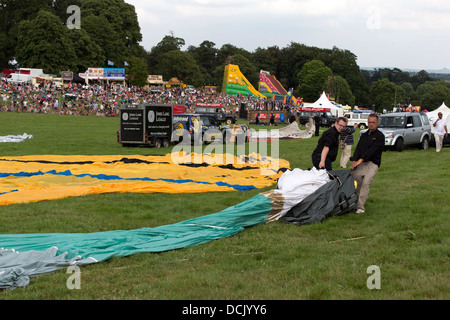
[298,110,336,127]
[194,104,237,124]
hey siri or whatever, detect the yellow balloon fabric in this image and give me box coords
[0,153,290,206]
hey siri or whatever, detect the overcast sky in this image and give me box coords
[126,0,450,71]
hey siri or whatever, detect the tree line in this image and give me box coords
[2,0,449,111]
[1,0,147,83]
[147,35,450,111]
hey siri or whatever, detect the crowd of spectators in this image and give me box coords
[0,81,299,117]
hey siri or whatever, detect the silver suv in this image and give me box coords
[361,112,431,151]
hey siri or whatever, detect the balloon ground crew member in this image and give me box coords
[311,116,348,171]
[350,113,385,214]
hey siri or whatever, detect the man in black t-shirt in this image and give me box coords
[312,117,348,171]
[350,113,385,214]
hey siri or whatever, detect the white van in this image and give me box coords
[344,111,373,129]
[185,85,196,94]
[6,73,32,84]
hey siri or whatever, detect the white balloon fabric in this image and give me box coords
[0,133,33,143]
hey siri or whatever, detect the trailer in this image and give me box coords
[118,104,173,148]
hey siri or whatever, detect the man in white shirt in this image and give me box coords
[433,112,448,152]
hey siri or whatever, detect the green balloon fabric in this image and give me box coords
[0,194,273,289]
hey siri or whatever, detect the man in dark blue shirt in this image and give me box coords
[340,123,359,168]
[312,117,348,170]
[350,113,385,213]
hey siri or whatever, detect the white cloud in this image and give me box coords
[125,0,450,69]
[134,8,162,25]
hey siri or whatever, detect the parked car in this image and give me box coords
[361,112,432,151]
[198,114,230,144]
[320,111,337,127]
[172,114,231,145]
[298,110,336,127]
[298,110,314,125]
[185,85,196,94]
[344,110,373,129]
[194,103,237,124]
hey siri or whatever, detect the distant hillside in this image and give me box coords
[406,69,450,81]
[361,67,450,81]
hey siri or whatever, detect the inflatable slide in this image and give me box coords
[258,70,300,104]
[222,64,267,99]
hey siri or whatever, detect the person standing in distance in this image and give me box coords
[269,113,275,126]
[433,112,448,152]
[314,113,321,136]
[350,113,385,214]
[312,117,348,171]
[339,123,359,168]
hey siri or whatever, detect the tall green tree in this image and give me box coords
[5,0,143,71]
[15,9,77,74]
[325,47,369,107]
[66,28,104,72]
[251,46,281,75]
[416,80,449,96]
[400,82,414,105]
[410,70,433,90]
[81,0,143,60]
[147,33,186,73]
[187,41,218,74]
[216,44,252,67]
[325,75,355,106]
[295,59,332,102]
[0,0,54,68]
[154,50,203,87]
[187,40,219,85]
[126,56,148,87]
[81,14,125,66]
[279,42,321,91]
[52,0,82,23]
[369,78,405,112]
[421,85,450,110]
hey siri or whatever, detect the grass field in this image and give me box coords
[0,112,448,300]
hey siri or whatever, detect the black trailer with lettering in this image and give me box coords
[118,104,173,148]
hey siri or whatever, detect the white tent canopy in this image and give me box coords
[426,102,450,133]
[307,92,345,118]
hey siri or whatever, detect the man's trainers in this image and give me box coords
[356,209,365,214]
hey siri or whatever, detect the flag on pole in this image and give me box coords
[107,60,114,66]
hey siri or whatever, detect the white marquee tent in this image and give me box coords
[307,92,345,118]
[426,102,450,133]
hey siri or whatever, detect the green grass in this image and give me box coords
[0,112,449,300]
